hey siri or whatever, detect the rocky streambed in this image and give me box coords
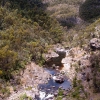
[7,45,73,100]
[8,63,72,100]
[8,43,94,100]
[33,45,73,100]
[35,68,72,100]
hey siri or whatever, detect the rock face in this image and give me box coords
[90,38,100,50]
[80,59,91,67]
[44,46,66,67]
[8,62,51,100]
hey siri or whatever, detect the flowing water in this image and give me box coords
[35,48,72,100]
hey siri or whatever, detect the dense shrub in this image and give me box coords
[0,0,63,79]
[79,0,100,21]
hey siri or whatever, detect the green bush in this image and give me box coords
[0,0,63,79]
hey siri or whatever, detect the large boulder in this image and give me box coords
[44,48,66,67]
[53,73,65,83]
[90,38,100,50]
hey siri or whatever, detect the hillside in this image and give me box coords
[0,0,63,78]
[0,0,100,100]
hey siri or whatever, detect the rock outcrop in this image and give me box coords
[90,38,100,50]
[44,45,66,67]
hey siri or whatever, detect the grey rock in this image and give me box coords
[53,75,65,83]
[54,92,58,97]
[90,38,100,50]
[62,97,67,100]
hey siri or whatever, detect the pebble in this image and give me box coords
[59,86,63,89]
[52,86,55,88]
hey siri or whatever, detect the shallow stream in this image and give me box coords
[35,68,72,100]
[35,48,72,100]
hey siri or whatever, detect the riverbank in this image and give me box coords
[6,44,100,100]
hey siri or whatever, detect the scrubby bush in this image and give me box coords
[90,52,100,92]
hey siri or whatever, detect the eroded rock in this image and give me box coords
[44,48,66,67]
[90,38,100,50]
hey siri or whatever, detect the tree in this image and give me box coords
[79,0,100,21]
[0,0,6,6]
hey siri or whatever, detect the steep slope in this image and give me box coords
[0,0,64,98]
[0,0,63,78]
[0,0,100,100]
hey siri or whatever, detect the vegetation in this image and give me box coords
[79,0,100,21]
[0,0,63,79]
[46,0,84,28]
[0,0,100,99]
[90,52,100,92]
[19,93,32,100]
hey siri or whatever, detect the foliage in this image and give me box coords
[0,0,63,79]
[73,76,77,87]
[58,89,64,96]
[79,0,100,21]
[46,0,84,29]
[0,86,10,97]
[19,93,32,100]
